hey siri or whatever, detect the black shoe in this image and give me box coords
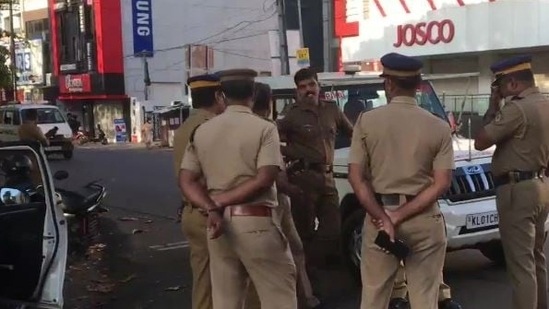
[389,297,410,309]
[439,298,462,309]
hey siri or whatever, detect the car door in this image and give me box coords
[0,141,67,308]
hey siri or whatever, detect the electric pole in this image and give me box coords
[276,0,290,75]
[9,0,17,101]
[142,53,151,100]
[297,0,304,47]
[322,0,331,72]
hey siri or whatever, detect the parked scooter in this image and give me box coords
[53,170,108,251]
[74,125,108,145]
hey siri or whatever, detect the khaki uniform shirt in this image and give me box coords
[18,123,48,146]
[277,100,353,164]
[485,87,549,177]
[181,105,283,207]
[348,96,455,195]
[172,109,216,178]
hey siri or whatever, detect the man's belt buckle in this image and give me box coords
[508,171,521,184]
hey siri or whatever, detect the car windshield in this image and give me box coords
[23,108,66,124]
[322,80,448,126]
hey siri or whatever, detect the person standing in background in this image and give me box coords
[141,118,153,149]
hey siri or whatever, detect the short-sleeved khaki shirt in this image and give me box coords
[172,109,216,178]
[277,100,353,164]
[181,105,283,207]
[348,96,455,195]
[18,123,48,146]
[484,87,549,176]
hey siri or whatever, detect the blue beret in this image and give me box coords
[187,74,221,89]
[490,55,532,76]
[380,53,423,77]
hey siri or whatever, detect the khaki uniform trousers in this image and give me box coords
[361,203,447,309]
[181,206,213,309]
[496,178,549,309]
[208,207,297,309]
[244,194,320,309]
[289,170,341,265]
[391,261,452,301]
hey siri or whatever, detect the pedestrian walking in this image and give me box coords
[244,82,321,309]
[277,68,354,270]
[141,118,153,149]
[179,69,297,309]
[474,55,549,309]
[348,52,454,309]
[172,73,226,309]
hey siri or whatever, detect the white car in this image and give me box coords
[0,141,68,307]
[0,104,75,159]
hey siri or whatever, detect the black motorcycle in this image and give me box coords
[53,171,108,251]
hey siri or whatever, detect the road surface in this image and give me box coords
[49,145,545,309]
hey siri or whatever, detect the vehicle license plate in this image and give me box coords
[46,146,62,151]
[466,211,499,229]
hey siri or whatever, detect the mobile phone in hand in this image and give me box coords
[374,231,410,260]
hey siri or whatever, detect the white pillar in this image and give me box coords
[478,53,495,94]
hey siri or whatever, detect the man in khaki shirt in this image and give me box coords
[18,109,49,146]
[172,74,225,309]
[475,55,549,309]
[277,68,354,269]
[180,69,297,309]
[348,53,454,309]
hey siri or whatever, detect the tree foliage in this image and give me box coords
[0,45,12,90]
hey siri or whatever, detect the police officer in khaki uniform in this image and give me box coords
[474,55,549,309]
[348,53,454,309]
[277,68,354,268]
[172,74,225,309]
[244,82,321,309]
[390,266,461,309]
[180,69,297,309]
[18,109,49,146]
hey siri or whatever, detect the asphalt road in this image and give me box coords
[48,144,548,309]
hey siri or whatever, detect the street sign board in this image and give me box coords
[296,47,310,68]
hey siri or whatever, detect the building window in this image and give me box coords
[25,18,49,39]
[56,5,82,65]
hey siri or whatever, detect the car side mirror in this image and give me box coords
[54,170,69,180]
[0,188,28,205]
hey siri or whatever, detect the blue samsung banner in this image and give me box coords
[132,0,154,57]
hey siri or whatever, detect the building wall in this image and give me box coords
[120,0,281,103]
[338,0,549,95]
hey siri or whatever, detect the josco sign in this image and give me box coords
[393,19,455,47]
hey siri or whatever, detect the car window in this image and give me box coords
[3,111,13,125]
[22,108,66,124]
[323,81,449,126]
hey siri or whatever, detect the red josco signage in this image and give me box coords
[393,19,455,47]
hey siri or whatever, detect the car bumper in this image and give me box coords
[442,197,549,250]
[45,138,74,153]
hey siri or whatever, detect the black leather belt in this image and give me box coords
[290,160,333,174]
[493,169,546,188]
[375,194,416,206]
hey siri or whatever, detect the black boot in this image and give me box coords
[389,297,410,309]
[439,298,462,309]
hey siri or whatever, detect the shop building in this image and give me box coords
[337,0,549,105]
[49,0,128,140]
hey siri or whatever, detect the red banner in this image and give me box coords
[59,74,92,94]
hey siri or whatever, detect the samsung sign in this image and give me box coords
[132,0,154,57]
